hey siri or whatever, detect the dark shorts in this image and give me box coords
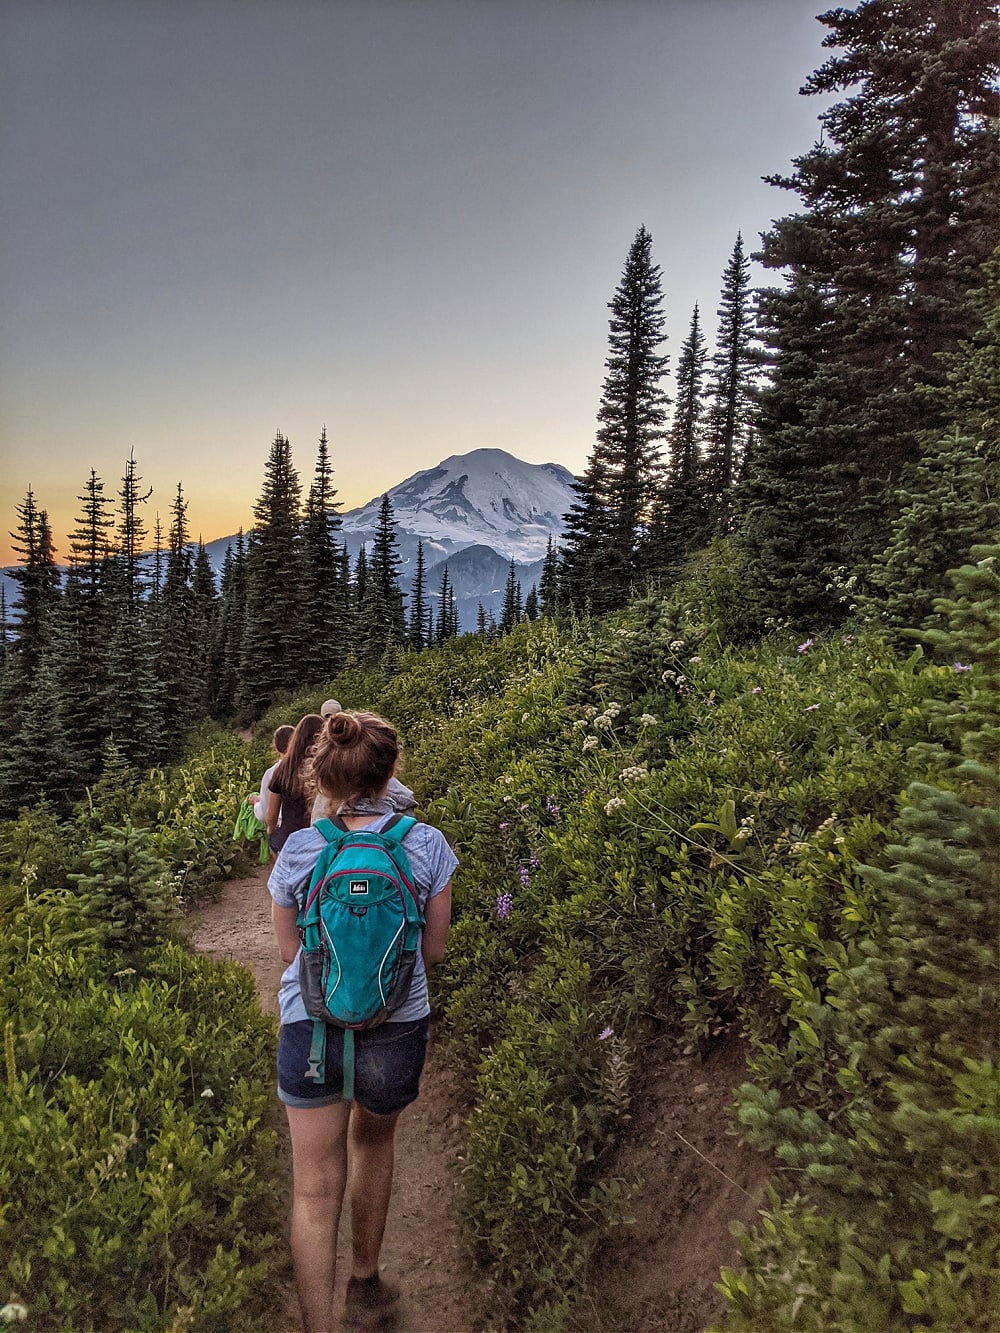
[277,1017,430,1116]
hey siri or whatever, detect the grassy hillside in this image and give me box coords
[2,549,995,1331]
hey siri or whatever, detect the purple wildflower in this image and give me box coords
[952,662,973,673]
[545,796,560,818]
[750,686,763,695]
[529,856,541,871]
[495,892,513,921]
[518,865,531,888]
[797,638,814,654]
[804,703,820,712]
[598,1026,614,1041]
[498,822,509,832]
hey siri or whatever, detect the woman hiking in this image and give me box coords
[268,710,456,1333]
[266,712,325,855]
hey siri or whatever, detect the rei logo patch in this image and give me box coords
[349,879,369,896]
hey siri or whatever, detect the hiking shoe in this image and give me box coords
[343,1273,401,1331]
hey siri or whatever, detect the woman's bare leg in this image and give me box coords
[348,1103,401,1278]
[286,1101,352,1333]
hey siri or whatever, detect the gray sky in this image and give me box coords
[0,0,828,561]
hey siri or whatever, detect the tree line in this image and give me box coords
[1,0,996,818]
[559,0,998,626]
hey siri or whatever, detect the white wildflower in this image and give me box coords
[619,765,649,783]
[688,655,702,665]
[639,713,658,727]
[604,797,626,815]
[583,735,599,750]
[593,714,613,730]
[669,639,685,651]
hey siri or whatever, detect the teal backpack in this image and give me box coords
[297,813,423,1099]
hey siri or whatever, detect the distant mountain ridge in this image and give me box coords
[205,448,576,629]
[1,450,577,633]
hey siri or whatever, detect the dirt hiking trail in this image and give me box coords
[186,866,768,1333]
[186,865,485,1333]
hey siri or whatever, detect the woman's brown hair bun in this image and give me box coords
[325,710,363,745]
[310,710,400,804]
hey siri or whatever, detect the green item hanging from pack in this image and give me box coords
[233,800,269,864]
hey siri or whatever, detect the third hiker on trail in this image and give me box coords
[268,709,457,1333]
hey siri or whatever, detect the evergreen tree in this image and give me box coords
[731,546,1000,1332]
[736,0,999,627]
[408,541,428,652]
[98,558,163,772]
[115,451,153,614]
[360,494,406,661]
[558,455,611,613]
[524,584,539,621]
[500,559,522,633]
[645,304,710,574]
[353,544,368,613]
[539,536,560,618]
[562,226,669,609]
[211,531,247,718]
[475,602,488,637]
[704,233,760,529]
[238,431,303,715]
[864,251,1000,638]
[8,489,61,676]
[0,630,82,816]
[300,427,349,682]
[189,540,217,721]
[67,469,115,599]
[154,483,200,751]
[435,565,458,644]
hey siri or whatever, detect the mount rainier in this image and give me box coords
[213,448,579,631]
[0,450,579,635]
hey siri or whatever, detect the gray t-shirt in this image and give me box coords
[268,810,458,1026]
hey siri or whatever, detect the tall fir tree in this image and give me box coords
[7,489,61,678]
[360,494,406,662]
[539,536,560,618]
[99,557,163,772]
[238,431,303,715]
[68,469,115,599]
[864,250,1000,638]
[704,233,760,529]
[353,544,368,615]
[434,565,458,644]
[115,451,153,614]
[211,531,247,718]
[561,225,669,609]
[300,427,350,682]
[644,304,710,575]
[500,558,522,633]
[154,483,199,752]
[190,540,218,720]
[558,454,611,613]
[408,540,429,652]
[735,0,999,627]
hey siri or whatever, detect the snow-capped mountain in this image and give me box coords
[0,450,577,632]
[340,448,576,565]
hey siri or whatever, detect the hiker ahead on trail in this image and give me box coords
[268,709,456,1333]
[266,712,324,855]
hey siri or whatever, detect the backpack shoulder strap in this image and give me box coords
[380,814,417,848]
[314,817,348,846]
